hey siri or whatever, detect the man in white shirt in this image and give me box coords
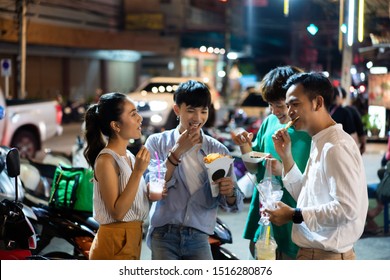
[266,72,368,260]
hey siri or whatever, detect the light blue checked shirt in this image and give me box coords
[144,128,244,248]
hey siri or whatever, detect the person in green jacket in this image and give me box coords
[231,65,311,259]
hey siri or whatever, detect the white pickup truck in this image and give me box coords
[0,88,63,158]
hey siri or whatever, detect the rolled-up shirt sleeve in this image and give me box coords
[219,186,245,212]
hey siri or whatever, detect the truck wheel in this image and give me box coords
[11,130,39,159]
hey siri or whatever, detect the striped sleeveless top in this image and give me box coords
[92,148,149,225]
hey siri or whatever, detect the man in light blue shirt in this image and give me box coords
[144,80,244,260]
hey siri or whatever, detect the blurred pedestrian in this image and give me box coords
[337,86,367,154]
[269,72,368,260]
[94,88,103,103]
[144,80,244,260]
[231,65,311,260]
[84,92,151,260]
[55,93,64,106]
[329,86,359,145]
[365,135,389,233]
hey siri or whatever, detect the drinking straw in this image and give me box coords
[246,173,266,202]
[265,224,270,245]
[155,151,161,179]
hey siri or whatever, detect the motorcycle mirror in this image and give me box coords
[6,148,21,178]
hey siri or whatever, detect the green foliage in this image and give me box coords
[362,113,380,130]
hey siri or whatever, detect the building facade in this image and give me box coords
[0,0,245,103]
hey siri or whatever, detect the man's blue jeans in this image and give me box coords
[151,224,213,260]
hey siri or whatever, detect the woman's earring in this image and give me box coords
[176,115,180,121]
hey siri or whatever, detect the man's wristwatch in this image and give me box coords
[292,208,304,224]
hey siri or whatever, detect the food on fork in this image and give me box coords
[203,153,231,164]
[285,116,300,129]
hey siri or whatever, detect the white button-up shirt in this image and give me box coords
[283,124,368,253]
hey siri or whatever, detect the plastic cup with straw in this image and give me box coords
[149,152,166,201]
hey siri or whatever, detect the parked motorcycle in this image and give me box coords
[0,147,93,261]
[30,205,95,259]
[19,156,95,259]
[20,148,239,260]
[210,217,239,260]
[0,148,39,260]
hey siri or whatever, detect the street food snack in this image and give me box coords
[203,153,234,197]
[203,153,231,164]
[285,116,300,129]
[250,151,269,158]
[242,151,270,164]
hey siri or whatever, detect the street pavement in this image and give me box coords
[41,123,390,260]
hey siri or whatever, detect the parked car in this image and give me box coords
[127,77,221,133]
[219,87,269,138]
[237,86,269,120]
[0,88,63,159]
[61,100,88,123]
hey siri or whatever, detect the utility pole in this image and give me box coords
[17,0,27,99]
[341,45,353,97]
[220,0,231,101]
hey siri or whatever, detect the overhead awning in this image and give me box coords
[358,33,390,62]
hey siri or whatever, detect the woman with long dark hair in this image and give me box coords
[84,92,150,260]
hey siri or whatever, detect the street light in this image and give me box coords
[347,0,355,46]
[338,0,345,51]
[358,0,365,42]
[284,0,289,17]
[307,24,319,36]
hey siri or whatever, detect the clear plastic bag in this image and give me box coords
[256,159,283,225]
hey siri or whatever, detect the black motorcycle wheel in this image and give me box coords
[211,245,239,260]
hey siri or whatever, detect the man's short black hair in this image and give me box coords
[173,80,212,108]
[284,72,333,109]
[260,65,303,102]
